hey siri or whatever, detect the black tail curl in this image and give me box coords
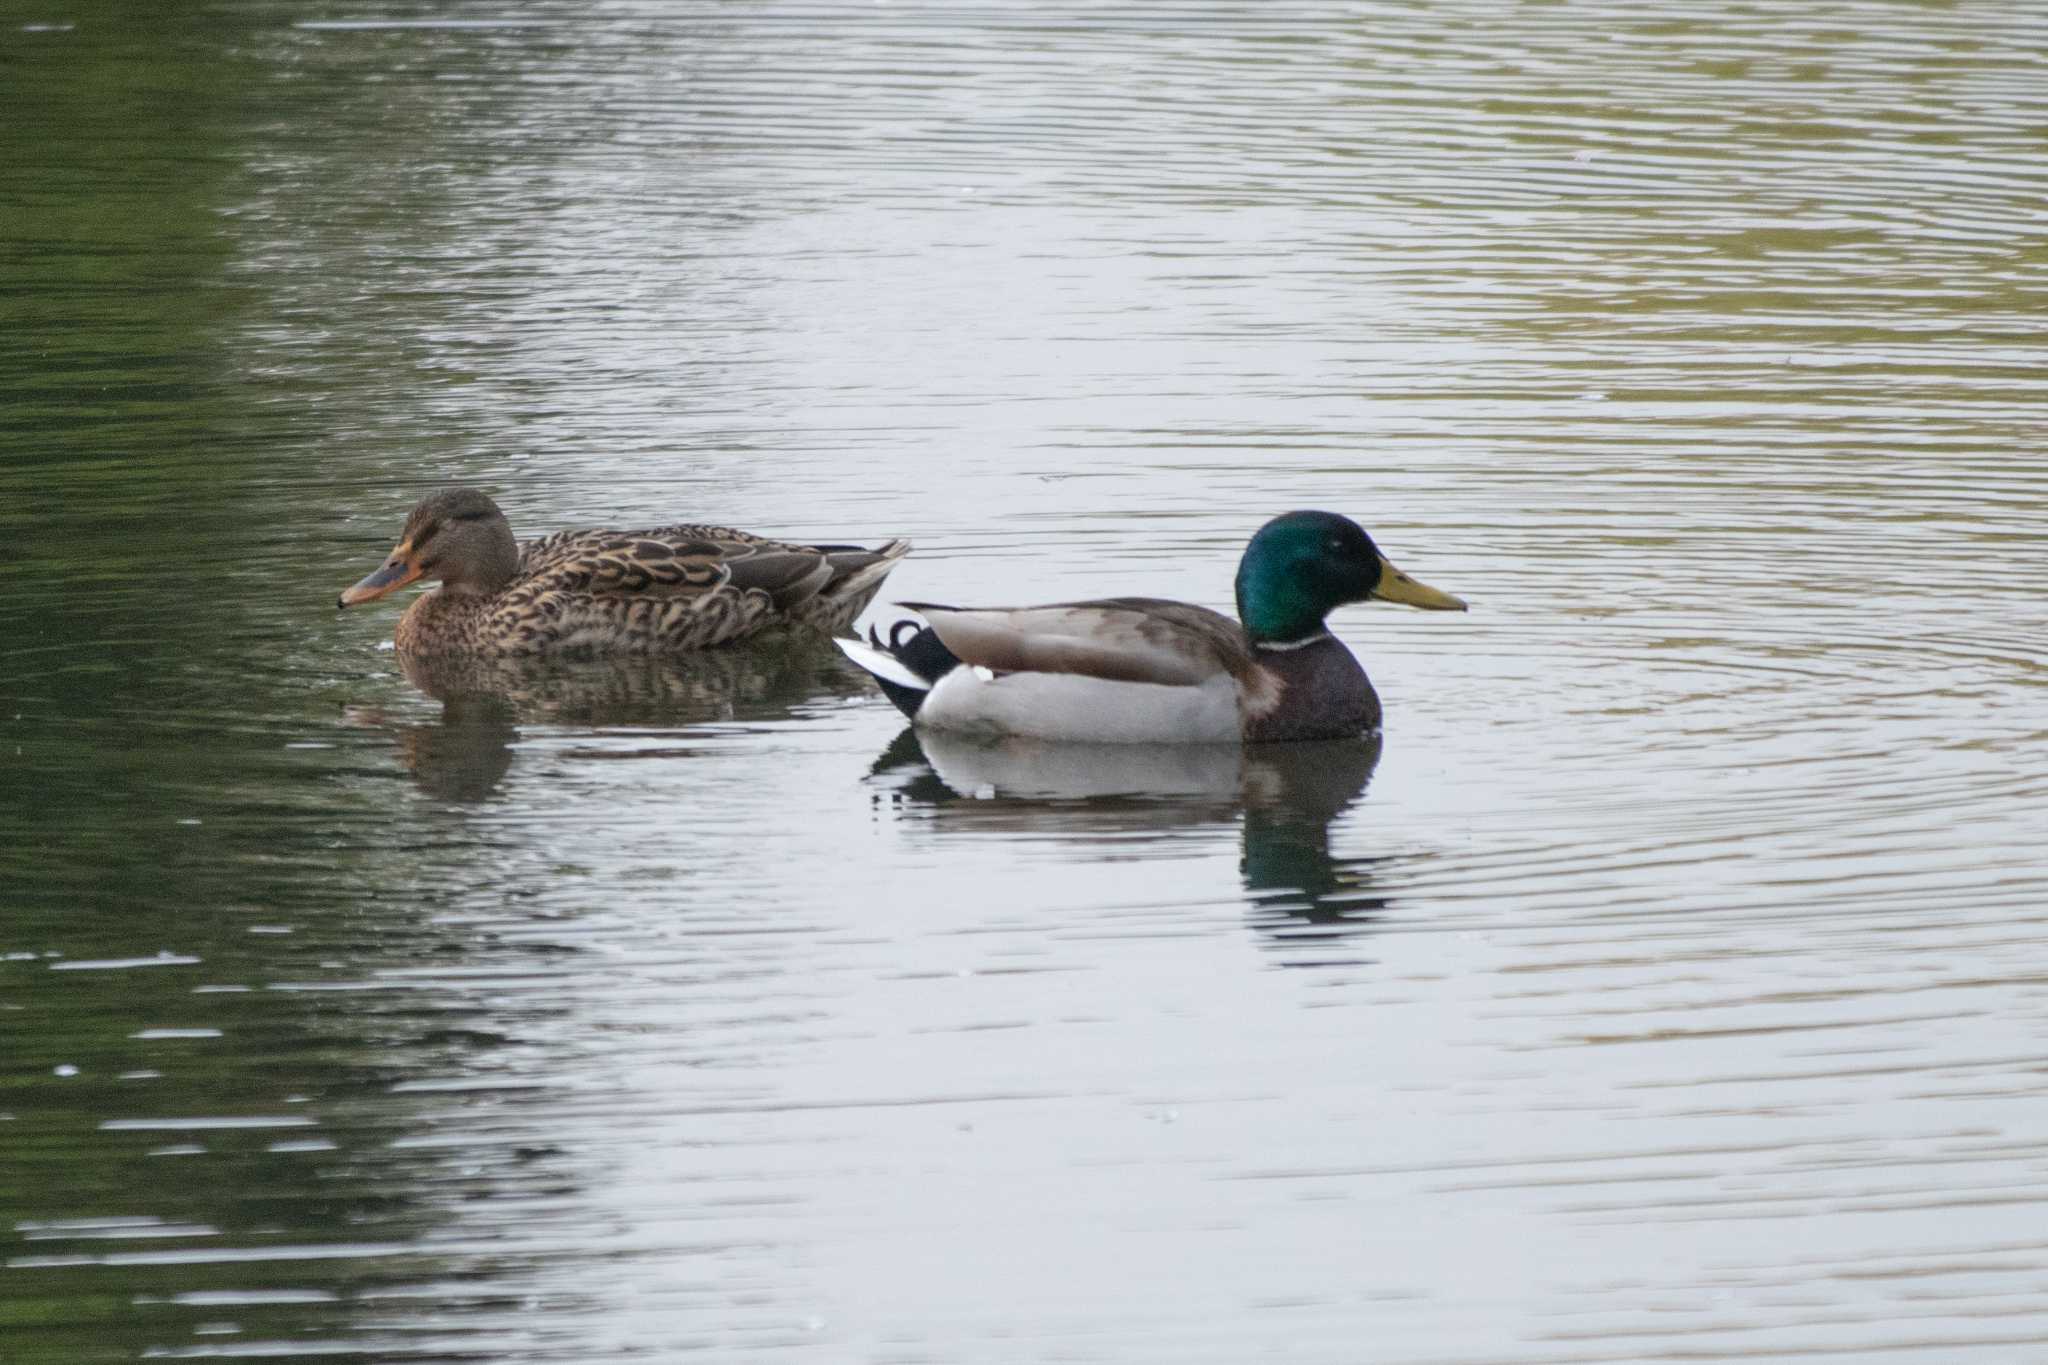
[864,616,964,719]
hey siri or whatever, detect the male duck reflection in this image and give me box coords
[339,488,910,654]
[838,511,1464,743]
[868,729,1396,943]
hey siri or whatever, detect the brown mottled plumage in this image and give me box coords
[338,488,910,656]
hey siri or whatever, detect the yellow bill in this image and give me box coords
[1371,555,1466,611]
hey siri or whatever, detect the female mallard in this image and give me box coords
[835,510,1463,743]
[339,487,911,655]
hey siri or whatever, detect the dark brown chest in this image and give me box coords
[1245,637,1382,742]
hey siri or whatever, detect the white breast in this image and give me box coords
[917,668,1243,744]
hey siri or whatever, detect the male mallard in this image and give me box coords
[835,510,1463,743]
[339,487,911,655]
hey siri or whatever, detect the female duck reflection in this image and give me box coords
[866,730,1397,955]
[344,644,870,803]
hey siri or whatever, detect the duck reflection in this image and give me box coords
[1236,737,1395,958]
[385,687,520,803]
[348,641,868,801]
[868,730,1394,950]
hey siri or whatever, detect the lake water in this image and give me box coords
[4,3,2046,1361]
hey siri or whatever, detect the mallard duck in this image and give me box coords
[835,510,1463,743]
[338,487,911,655]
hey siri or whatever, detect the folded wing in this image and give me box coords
[510,524,909,647]
[905,597,1256,688]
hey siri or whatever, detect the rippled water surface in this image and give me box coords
[4,3,2046,1360]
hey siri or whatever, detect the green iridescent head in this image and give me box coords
[1233,510,1465,644]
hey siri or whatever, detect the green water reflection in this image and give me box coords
[3,20,513,1358]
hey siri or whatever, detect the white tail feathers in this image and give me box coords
[835,635,932,694]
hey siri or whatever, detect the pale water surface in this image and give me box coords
[3,3,2046,1361]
